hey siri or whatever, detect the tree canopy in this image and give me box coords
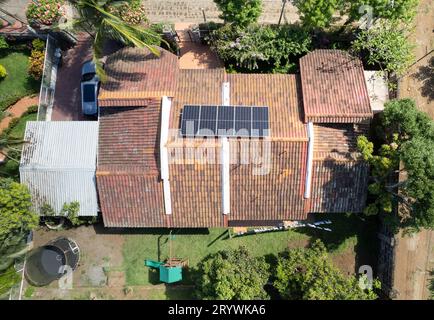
[293,0,341,30]
[292,0,419,31]
[72,0,162,78]
[214,0,262,27]
[0,179,38,271]
[357,99,434,231]
[346,0,419,24]
[352,20,414,76]
[195,246,270,300]
[274,240,379,300]
[210,23,311,72]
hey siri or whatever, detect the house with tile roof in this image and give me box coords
[95,47,375,228]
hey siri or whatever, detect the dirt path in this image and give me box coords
[393,0,434,300]
[0,95,39,132]
[398,0,434,116]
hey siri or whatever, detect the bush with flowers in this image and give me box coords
[107,0,148,25]
[26,0,65,26]
[27,40,46,81]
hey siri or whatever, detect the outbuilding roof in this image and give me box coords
[300,50,372,123]
[20,121,99,216]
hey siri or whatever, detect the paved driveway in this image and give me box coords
[51,35,94,121]
[0,0,30,21]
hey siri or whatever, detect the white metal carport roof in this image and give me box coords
[20,121,99,216]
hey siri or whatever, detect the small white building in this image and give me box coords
[20,121,99,216]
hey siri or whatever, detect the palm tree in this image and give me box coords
[71,0,163,78]
[0,135,25,163]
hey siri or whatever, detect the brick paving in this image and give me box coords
[175,23,223,69]
[51,34,93,121]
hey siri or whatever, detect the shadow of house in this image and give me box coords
[303,158,379,276]
[413,56,434,102]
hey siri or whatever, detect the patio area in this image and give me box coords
[175,23,223,69]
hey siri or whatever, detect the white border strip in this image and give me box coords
[222,82,230,106]
[221,137,230,214]
[160,96,172,214]
[304,122,314,198]
[221,82,231,215]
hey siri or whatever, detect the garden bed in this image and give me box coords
[0,48,40,111]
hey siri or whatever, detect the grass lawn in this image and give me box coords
[123,228,308,286]
[122,213,378,293]
[8,112,37,140]
[0,50,40,111]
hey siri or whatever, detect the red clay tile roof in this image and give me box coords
[227,74,306,140]
[163,70,310,226]
[98,47,179,106]
[169,70,307,140]
[310,161,369,213]
[96,53,371,227]
[169,161,224,227]
[97,103,166,227]
[314,123,369,160]
[300,50,372,123]
[98,174,166,227]
[97,104,161,174]
[229,140,308,221]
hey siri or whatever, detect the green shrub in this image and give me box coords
[211,23,312,73]
[0,266,21,297]
[28,50,45,81]
[24,286,35,298]
[31,39,45,52]
[0,64,7,79]
[26,105,39,114]
[26,0,64,26]
[195,246,270,300]
[214,0,262,27]
[0,36,8,50]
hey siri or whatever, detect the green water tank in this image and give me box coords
[159,265,182,283]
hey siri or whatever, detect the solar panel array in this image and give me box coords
[180,105,269,138]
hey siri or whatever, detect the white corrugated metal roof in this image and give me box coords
[20,121,99,216]
[21,121,98,169]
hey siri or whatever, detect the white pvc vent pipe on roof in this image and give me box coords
[221,82,230,215]
[221,137,230,215]
[160,96,172,214]
[304,122,314,199]
[222,82,230,106]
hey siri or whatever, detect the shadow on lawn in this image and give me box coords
[294,212,379,276]
[93,224,211,236]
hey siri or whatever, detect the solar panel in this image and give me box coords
[235,106,252,121]
[180,105,269,138]
[180,105,200,136]
[251,106,269,137]
[217,106,235,135]
[252,107,269,122]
